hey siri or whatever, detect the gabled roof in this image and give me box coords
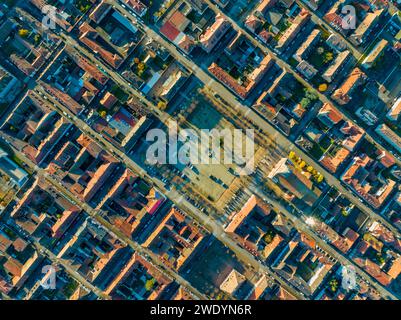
[332,68,366,104]
[219,269,246,294]
[225,195,270,233]
[319,147,350,173]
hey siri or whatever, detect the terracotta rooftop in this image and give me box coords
[332,68,366,104]
[225,195,271,233]
[100,92,118,109]
[387,96,401,122]
[219,268,246,294]
[200,13,230,53]
[319,147,350,174]
[341,154,396,209]
[256,0,278,15]
[354,257,392,287]
[387,256,401,279]
[376,150,396,168]
[125,0,148,17]
[168,11,190,32]
[208,63,248,98]
[340,121,365,151]
[160,21,181,42]
[244,15,262,32]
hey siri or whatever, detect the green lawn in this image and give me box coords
[319,136,333,150]
[309,143,325,160]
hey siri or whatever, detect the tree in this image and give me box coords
[306,165,314,173]
[300,97,311,108]
[318,83,328,92]
[145,278,156,291]
[157,101,167,111]
[304,89,318,101]
[376,253,385,265]
[79,5,88,13]
[329,279,339,292]
[324,52,334,64]
[99,110,107,118]
[264,230,275,244]
[316,174,324,183]
[133,57,140,64]
[18,29,29,37]
[34,34,41,44]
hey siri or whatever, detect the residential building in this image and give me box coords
[268,158,321,206]
[276,9,310,51]
[293,29,321,63]
[332,68,367,105]
[387,97,401,122]
[225,195,272,256]
[143,208,204,271]
[341,154,396,209]
[200,14,230,53]
[350,10,384,45]
[375,124,401,154]
[361,39,388,69]
[322,50,351,83]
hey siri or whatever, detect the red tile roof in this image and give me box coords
[225,195,271,233]
[160,21,180,42]
[208,63,248,98]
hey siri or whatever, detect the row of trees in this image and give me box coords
[289,151,324,183]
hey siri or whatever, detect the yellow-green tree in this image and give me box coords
[318,83,328,92]
[157,101,167,111]
[329,279,338,292]
[18,29,29,37]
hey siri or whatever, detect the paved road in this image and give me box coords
[100,0,401,298]
[0,112,205,300]
[2,217,108,299]
[52,10,309,298]
[247,182,398,300]
[35,83,306,300]
[138,0,401,242]
[32,241,110,300]
[166,190,307,299]
[294,0,363,59]
[4,0,396,300]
